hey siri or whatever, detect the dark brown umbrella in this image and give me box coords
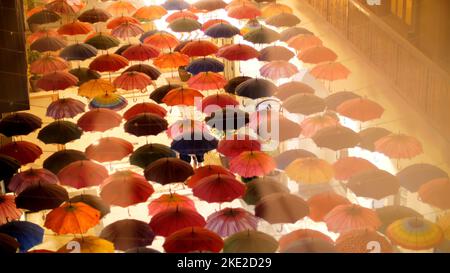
[100,219,155,251]
[282,93,326,115]
[205,108,249,131]
[144,157,194,185]
[235,78,278,99]
[358,127,392,151]
[15,183,69,212]
[0,112,42,137]
[312,125,360,151]
[69,194,111,219]
[243,177,290,205]
[149,83,181,103]
[124,64,161,80]
[224,76,252,94]
[43,149,87,175]
[255,193,309,224]
[0,233,19,254]
[397,163,448,192]
[347,169,400,200]
[124,113,168,137]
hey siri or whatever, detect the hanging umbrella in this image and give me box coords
[36,71,78,91]
[227,4,261,20]
[166,11,198,23]
[204,23,240,38]
[186,58,224,75]
[325,91,361,111]
[0,195,22,224]
[27,28,59,45]
[217,135,260,158]
[70,194,110,219]
[276,81,315,101]
[100,171,154,208]
[163,227,223,253]
[312,125,361,151]
[27,9,60,25]
[281,238,336,253]
[279,229,334,252]
[216,44,260,61]
[168,120,206,139]
[223,230,277,253]
[168,18,202,33]
[186,165,234,188]
[140,30,165,43]
[78,7,111,24]
[124,64,161,80]
[115,43,139,55]
[311,62,351,81]
[261,3,293,18]
[258,46,294,62]
[100,219,155,251]
[206,208,258,237]
[58,160,108,189]
[0,141,42,165]
[45,0,78,15]
[30,36,67,52]
[298,46,338,64]
[89,53,129,73]
[148,193,195,216]
[250,110,302,142]
[274,149,317,170]
[89,93,128,111]
[162,87,203,106]
[69,67,101,85]
[229,151,276,177]
[181,40,219,57]
[0,221,44,252]
[0,112,42,137]
[124,103,166,122]
[287,34,323,52]
[78,78,115,99]
[188,72,226,90]
[144,33,179,50]
[149,207,206,237]
[282,93,326,115]
[397,163,448,192]
[324,204,381,233]
[113,71,152,90]
[144,158,194,185]
[193,174,246,203]
[85,32,120,50]
[162,0,191,10]
[43,150,87,175]
[57,236,114,253]
[307,192,351,222]
[124,113,168,137]
[171,130,218,158]
[285,157,334,184]
[198,93,238,115]
[202,19,230,31]
[243,177,289,205]
[0,155,20,185]
[130,143,176,169]
[347,169,400,200]
[375,133,423,159]
[418,178,450,210]
[77,109,122,132]
[386,217,443,250]
[244,26,280,44]
[37,120,82,145]
[0,233,19,254]
[85,137,133,163]
[153,52,189,69]
[280,26,314,41]
[107,1,136,16]
[255,193,309,224]
[30,54,68,74]
[193,0,227,11]
[266,12,301,28]
[44,202,100,234]
[259,60,298,80]
[376,205,422,233]
[57,21,93,36]
[8,168,58,195]
[235,78,278,99]
[337,98,384,122]
[111,22,144,40]
[224,76,252,94]
[150,83,182,103]
[358,127,392,152]
[133,5,167,21]
[122,44,160,61]
[333,157,377,181]
[300,113,340,138]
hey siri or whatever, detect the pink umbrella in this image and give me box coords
[46,98,86,119]
[8,168,59,194]
[259,60,299,81]
[205,207,258,237]
[111,22,144,39]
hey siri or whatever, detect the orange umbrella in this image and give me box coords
[307,192,351,222]
[332,157,377,181]
[162,87,204,106]
[133,5,167,21]
[107,1,136,16]
[285,157,334,184]
[89,53,129,73]
[30,53,69,75]
[144,33,179,50]
[418,178,450,210]
[336,229,393,253]
[166,10,199,23]
[78,79,115,99]
[106,16,140,29]
[374,133,423,159]
[226,0,254,10]
[44,202,100,234]
[27,28,59,44]
[187,72,226,90]
[227,4,261,20]
[279,229,334,252]
[337,98,384,122]
[300,113,340,138]
[216,43,260,61]
[57,21,93,36]
[181,40,219,57]
[287,34,323,52]
[148,192,195,216]
[324,204,381,233]
[310,62,351,81]
[298,46,338,64]
[261,3,293,18]
[153,52,189,69]
[229,151,276,178]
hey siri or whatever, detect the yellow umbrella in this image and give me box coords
[261,3,293,19]
[57,236,115,253]
[386,217,444,250]
[437,212,450,240]
[78,79,115,99]
[285,157,333,184]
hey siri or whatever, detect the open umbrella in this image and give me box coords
[70,194,110,219]
[124,113,168,137]
[193,0,227,11]
[280,27,314,41]
[202,19,230,31]
[46,0,78,15]
[251,110,302,142]
[217,135,260,158]
[283,93,326,115]
[100,219,154,251]
[358,127,392,152]
[397,163,448,192]
[15,183,68,212]
[166,11,198,23]
[205,23,240,38]
[0,155,20,186]
[324,204,381,233]
[0,141,42,165]
[227,4,260,20]
[307,192,351,222]
[57,236,114,253]
[258,46,294,62]
[285,157,334,184]
[148,193,195,216]
[150,207,206,237]
[8,168,58,195]
[437,213,450,241]
[186,165,234,188]
[89,93,128,111]
[274,149,317,170]
[229,151,276,178]
[311,62,351,81]
[193,174,246,203]
[114,71,152,90]
[162,87,203,106]
[375,133,423,159]
[150,83,182,103]
[37,120,82,145]
[168,18,202,33]
[325,91,361,111]
[89,53,129,73]
[168,120,206,139]
[276,81,315,100]
[0,221,44,252]
[266,12,301,28]
[298,46,338,64]
[78,8,111,24]
[198,93,238,115]
[0,233,19,254]
[287,34,323,52]
[171,131,218,160]
[224,76,252,94]
[153,52,189,69]
[336,229,393,253]
[243,177,289,205]
[244,26,280,44]
[376,205,422,233]
[27,9,60,25]
[333,157,377,181]
[144,158,194,185]
[144,32,179,50]
[101,171,154,207]
[133,5,167,21]
[181,40,219,57]
[255,193,309,224]
[223,230,278,253]
[163,227,223,253]
[124,64,161,80]
[279,229,334,252]
[30,36,67,52]
[78,78,115,99]
[85,137,133,163]
[337,98,384,122]
[259,60,298,80]
[36,71,78,91]
[43,150,87,175]
[85,32,120,50]
[186,58,224,75]
[77,109,122,132]
[111,22,144,39]
[44,202,100,234]
[347,169,400,200]
[0,195,22,224]
[107,1,136,16]
[130,143,176,169]
[235,78,278,99]
[187,72,226,90]
[0,113,42,137]
[216,44,260,61]
[312,125,361,151]
[124,103,166,121]
[58,21,93,36]
[57,160,108,189]
[27,28,59,45]
[69,67,101,85]
[206,208,258,237]
[162,0,191,11]
[418,178,450,210]
[30,54,68,74]
[300,113,340,138]
[122,44,160,61]
[261,2,292,18]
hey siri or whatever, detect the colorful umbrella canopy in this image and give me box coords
[30,36,67,52]
[279,229,334,252]
[89,53,129,73]
[223,230,278,253]
[187,72,226,90]
[347,169,400,200]
[78,7,111,24]
[337,98,384,122]
[100,219,155,251]
[124,113,168,137]
[324,204,381,233]
[44,202,100,234]
[358,127,392,152]
[0,141,42,165]
[148,193,195,216]
[333,157,377,181]
[235,78,278,99]
[130,143,176,169]
[280,26,314,41]
[144,33,179,50]
[30,54,68,74]
[89,93,128,111]
[206,208,258,237]
[244,26,280,44]
[100,171,154,208]
[186,165,234,188]
[27,9,60,25]
[282,93,326,115]
[0,112,42,137]
[168,17,202,33]
[259,60,299,80]
[274,149,317,170]
[77,109,122,132]
[124,102,167,121]
[43,150,87,175]
[258,46,295,62]
[307,192,351,222]
[162,87,204,106]
[133,5,167,21]
[312,125,361,151]
[375,133,423,159]
[205,23,240,38]
[418,178,450,210]
[216,44,260,61]
[335,229,393,253]
[243,177,290,205]
[0,221,44,252]
[37,120,82,145]
[255,193,309,224]
[229,151,276,178]
[0,233,19,254]
[227,4,261,20]
[8,168,58,195]
[288,34,323,52]
[193,174,246,203]
[36,71,78,91]
[85,137,133,163]
[114,71,152,90]
[376,205,422,233]
[153,52,189,69]
[150,207,206,237]
[57,21,93,36]
[69,194,110,219]
[325,91,361,111]
[311,62,351,81]
[85,32,120,50]
[57,236,114,253]
[217,135,260,158]
[0,195,22,224]
[181,40,219,57]
[186,58,224,75]
[285,157,334,184]
[397,163,448,192]
[386,217,443,250]
[69,67,101,85]
[15,183,68,212]
[57,160,109,189]
[78,78,115,99]
[121,44,160,61]
[163,227,223,253]
[124,64,161,80]
[300,113,340,138]
[298,46,338,64]
[144,157,194,185]
[266,12,301,28]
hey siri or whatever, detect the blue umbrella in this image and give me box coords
[0,221,44,252]
[204,23,240,38]
[186,58,224,75]
[162,0,190,10]
[171,130,218,156]
[59,43,98,61]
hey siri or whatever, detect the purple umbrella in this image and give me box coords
[46,98,86,119]
[205,208,258,237]
[8,168,58,194]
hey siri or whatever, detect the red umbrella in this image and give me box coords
[0,141,42,165]
[279,229,334,252]
[324,204,381,233]
[333,157,377,181]
[216,44,260,61]
[166,10,198,23]
[30,54,69,74]
[8,168,58,194]
[57,21,93,35]
[217,135,261,158]
[310,62,351,81]
[148,192,195,216]
[193,174,246,203]
[0,195,22,224]
[100,171,154,207]
[205,207,258,237]
[122,44,160,61]
[202,19,230,31]
[77,109,122,132]
[124,102,167,120]
[111,22,144,39]
[186,165,234,188]
[375,133,423,159]
[297,46,338,64]
[187,72,226,90]
[150,207,206,237]
[197,93,239,114]
[229,151,276,177]
[85,137,133,162]
[418,178,450,210]
[337,98,384,122]
[255,193,309,224]
[163,227,223,253]
[259,60,299,80]
[180,40,219,57]
[227,4,261,20]
[58,160,108,189]
[307,192,351,222]
[106,16,140,29]
[144,33,179,50]
[89,53,129,73]
[113,71,152,90]
[36,71,78,91]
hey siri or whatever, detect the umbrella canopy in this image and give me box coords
[30,54,68,74]
[376,205,422,233]
[148,193,195,216]
[186,165,234,188]
[124,64,161,81]
[168,18,202,33]
[244,26,280,44]
[217,135,260,158]
[77,109,122,132]
[258,46,294,62]
[78,8,111,24]
[229,151,276,178]
[261,3,293,18]
[235,78,278,99]
[358,127,392,152]
[223,230,278,253]
[300,113,340,138]
[144,157,194,185]
[124,102,167,121]
[279,229,334,252]
[193,174,246,203]
[122,44,160,61]
[36,71,78,91]
[163,227,223,253]
[224,76,252,94]
[288,34,323,52]
[386,217,443,250]
[133,5,167,21]
[0,233,19,254]
[27,28,59,45]
[150,207,206,237]
[57,236,114,253]
[162,87,203,106]
[8,168,58,195]
[375,133,423,159]
[325,91,361,111]
[255,193,309,224]
[285,157,334,184]
[111,22,144,39]
[162,0,191,10]
[0,221,44,252]
[44,202,100,234]
[166,11,198,23]
[15,183,68,212]
[124,113,168,137]
[259,60,299,80]
[0,195,22,224]
[333,157,377,181]
[206,208,258,237]
[282,93,326,115]
[397,163,448,192]
[130,143,176,169]
[69,67,101,85]
[114,71,152,90]
[243,177,289,205]
[57,21,93,36]
[324,204,381,233]
[186,58,224,75]
[298,46,338,64]
[171,130,218,155]
[89,53,129,73]
[276,81,315,101]
[85,32,120,50]
[43,150,87,175]
[100,219,155,251]
[37,120,82,145]
[202,19,230,31]
[0,141,42,165]
[205,108,249,131]
[227,4,261,20]
[78,78,115,99]
[274,149,317,170]
[101,171,154,207]
[181,40,219,57]
[205,23,240,38]
[312,125,361,151]
[85,137,133,163]
[89,93,128,111]
[311,62,351,81]
[307,192,351,222]
[150,83,182,103]
[418,178,450,210]
[347,169,400,200]
[187,72,226,90]
[70,194,110,219]
[144,32,179,50]
[280,26,314,41]
[30,36,67,52]
[107,1,137,16]
[45,0,79,15]
[57,160,109,189]
[198,93,238,115]
[250,110,302,142]
[0,112,42,137]
[216,44,260,61]
[337,98,384,122]
[0,155,20,185]
[336,229,393,253]
[27,9,60,25]
[153,52,189,69]
[266,12,301,27]
[193,0,227,11]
